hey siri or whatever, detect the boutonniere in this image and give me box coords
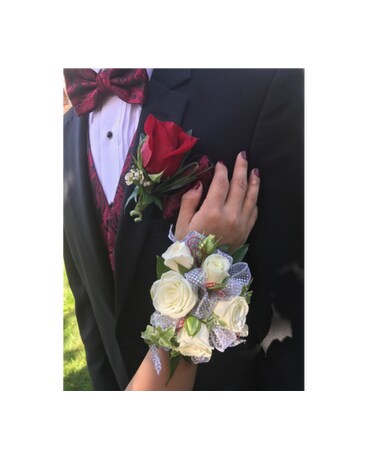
[125,114,213,222]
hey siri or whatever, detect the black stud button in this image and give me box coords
[106,131,113,139]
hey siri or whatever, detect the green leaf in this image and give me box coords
[140,191,155,207]
[124,187,139,212]
[201,234,219,257]
[245,290,253,304]
[139,132,146,145]
[152,196,163,211]
[206,313,220,331]
[148,170,165,183]
[168,354,182,382]
[231,244,249,263]
[136,150,142,170]
[184,316,201,337]
[141,325,156,346]
[158,336,170,348]
[156,256,171,279]
[240,284,248,296]
[240,277,253,303]
[136,134,148,169]
[240,277,253,294]
[155,175,197,193]
[170,349,180,358]
[141,325,176,349]
[158,326,176,341]
[177,263,191,276]
[159,160,201,184]
[218,244,230,253]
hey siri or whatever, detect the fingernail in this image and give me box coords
[218,161,225,166]
[253,168,260,177]
[193,181,202,190]
[240,150,247,161]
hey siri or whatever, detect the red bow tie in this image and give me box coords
[64,68,148,116]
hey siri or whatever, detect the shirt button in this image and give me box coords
[106,131,113,139]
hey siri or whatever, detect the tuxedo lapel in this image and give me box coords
[114,69,191,318]
[64,111,115,306]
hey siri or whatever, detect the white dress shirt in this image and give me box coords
[89,68,153,204]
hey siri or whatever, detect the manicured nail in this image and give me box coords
[253,168,260,177]
[193,181,202,190]
[240,150,247,161]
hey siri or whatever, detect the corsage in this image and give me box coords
[141,227,253,378]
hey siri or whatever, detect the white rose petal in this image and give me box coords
[242,323,249,337]
[177,323,212,358]
[150,271,197,319]
[162,241,194,272]
[214,296,249,334]
[202,253,231,284]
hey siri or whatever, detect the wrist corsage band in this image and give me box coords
[141,227,253,378]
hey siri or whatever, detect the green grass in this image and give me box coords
[63,268,93,391]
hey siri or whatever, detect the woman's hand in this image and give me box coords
[175,152,260,252]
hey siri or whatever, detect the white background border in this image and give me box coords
[1,1,367,458]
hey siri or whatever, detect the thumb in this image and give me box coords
[175,181,203,240]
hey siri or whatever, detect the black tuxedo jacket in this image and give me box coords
[64,69,304,391]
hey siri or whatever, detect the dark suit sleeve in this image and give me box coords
[248,69,304,389]
[64,231,120,390]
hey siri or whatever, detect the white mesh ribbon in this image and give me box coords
[229,336,247,348]
[168,225,176,243]
[217,278,244,298]
[210,326,237,352]
[150,311,177,329]
[184,262,252,320]
[150,345,162,375]
[191,355,211,365]
[189,289,215,319]
[184,268,206,288]
[229,262,252,285]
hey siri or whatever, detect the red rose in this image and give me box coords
[141,114,198,178]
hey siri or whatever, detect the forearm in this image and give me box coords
[125,348,197,391]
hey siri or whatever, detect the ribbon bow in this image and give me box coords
[64,68,148,116]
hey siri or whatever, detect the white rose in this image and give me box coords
[213,296,249,334]
[162,241,194,272]
[150,271,197,319]
[177,323,212,358]
[202,253,231,284]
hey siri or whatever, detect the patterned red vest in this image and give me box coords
[87,134,136,273]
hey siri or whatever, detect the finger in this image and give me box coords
[243,168,260,213]
[176,181,203,237]
[243,206,258,242]
[203,162,229,208]
[226,151,248,210]
[247,205,258,230]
